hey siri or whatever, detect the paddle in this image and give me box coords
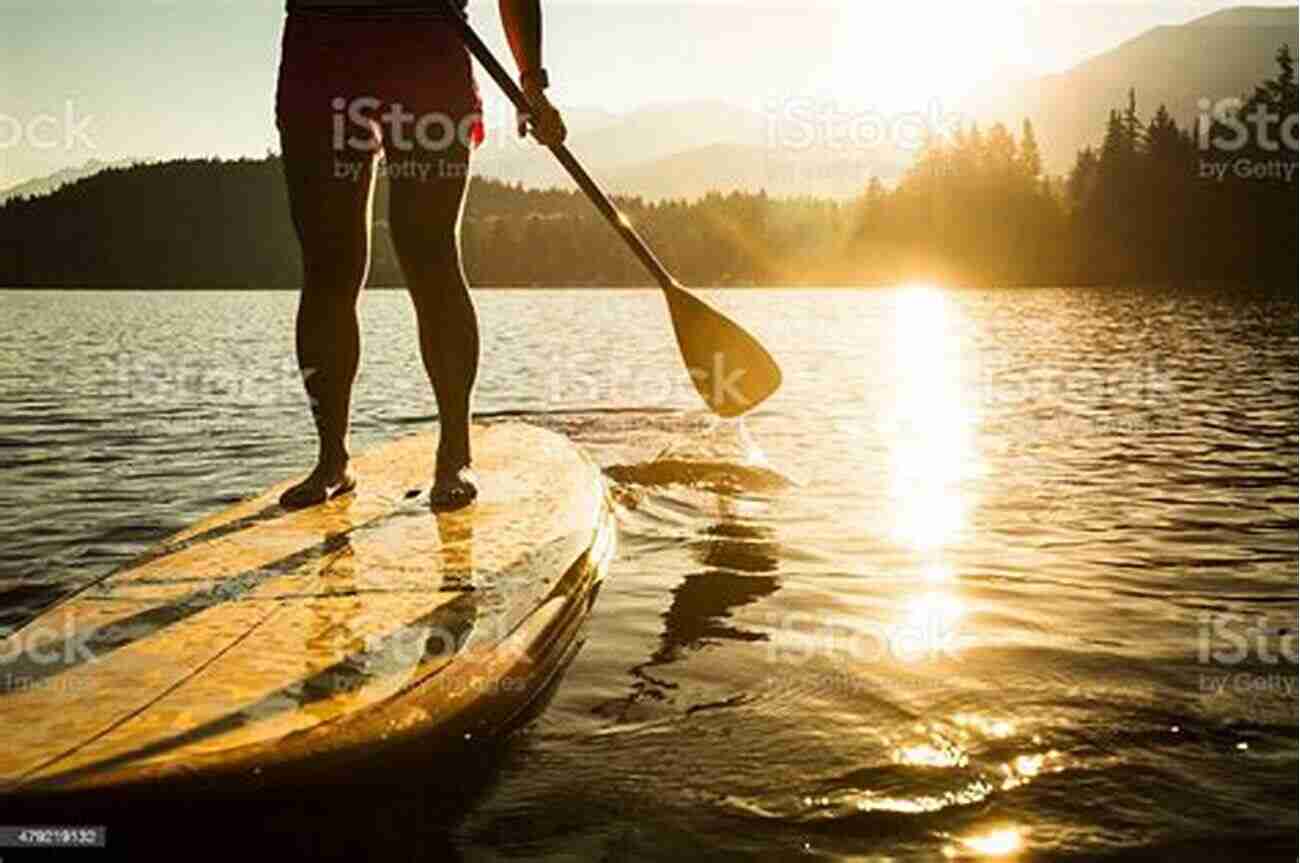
[443,4,782,418]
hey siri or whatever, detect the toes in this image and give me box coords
[430,471,479,512]
[280,481,327,510]
[329,472,358,500]
[430,486,477,512]
[280,471,356,510]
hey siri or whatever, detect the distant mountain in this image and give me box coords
[476,7,1297,198]
[970,5,1298,172]
[473,99,909,200]
[1187,5,1298,28]
[473,100,764,193]
[607,143,906,201]
[0,159,132,204]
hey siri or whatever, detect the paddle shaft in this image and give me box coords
[443,6,678,292]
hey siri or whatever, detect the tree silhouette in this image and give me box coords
[1,48,1293,290]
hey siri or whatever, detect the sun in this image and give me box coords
[827,4,1033,112]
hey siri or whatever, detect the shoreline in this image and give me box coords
[0,281,1289,293]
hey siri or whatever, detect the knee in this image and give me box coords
[297,265,363,321]
[301,240,369,295]
[296,293,360,346]
[389,190,462,269]
[393,226,463,285]
[298,214,370,284]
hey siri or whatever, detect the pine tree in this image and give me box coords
[1249,44,1298,117]
[1099,110,1127,168]
[1122,88,1144,156]
[1019,119,1043,179]
[1279,44,1298,117]
[1144,105,1182,159]
[1067,146,1098,212]
[986,123,1018,177]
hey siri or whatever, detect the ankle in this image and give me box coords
[317,448,350,473]
[437,438,469,464]
[436,450,471,478]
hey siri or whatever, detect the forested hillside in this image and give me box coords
[1,49,1293,289]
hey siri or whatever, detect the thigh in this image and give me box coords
[280,126,378,282]
[276,15,380,288]
[375,17,480,269]
[385,140,472,268]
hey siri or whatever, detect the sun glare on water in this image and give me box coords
[878,284,981,663]
[886,284,977,552]
[946,827,1025,858]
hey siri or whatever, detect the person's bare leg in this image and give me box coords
[278,129,377,509]
[388,143,479,510]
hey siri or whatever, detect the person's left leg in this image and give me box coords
[387,140,480,510]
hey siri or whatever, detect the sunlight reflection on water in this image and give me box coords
[948,826,1024,858]
[0,286,1295,861]
[886,283,980,552]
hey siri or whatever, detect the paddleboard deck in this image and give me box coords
[0,423,614,796]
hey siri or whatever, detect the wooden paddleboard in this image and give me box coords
[0,423,614,796]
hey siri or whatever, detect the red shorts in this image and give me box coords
[275,12,485,157]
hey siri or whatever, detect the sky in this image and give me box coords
[0,0,1295,187]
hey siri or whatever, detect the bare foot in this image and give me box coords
[431,466,478,512]
[280,462,357,510]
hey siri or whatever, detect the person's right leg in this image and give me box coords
[387,140,479,511]
[277,128,377,509]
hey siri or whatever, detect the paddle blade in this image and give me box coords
[662,283,782,418]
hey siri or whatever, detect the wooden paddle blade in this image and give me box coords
[662,283,782,418]
[443,8,781,418]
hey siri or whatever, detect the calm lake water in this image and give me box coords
[1,287,1296,860]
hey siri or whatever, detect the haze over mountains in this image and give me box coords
[973,5,1299,172]
[475,5,1297,197]
[472,100,911,200]
[471,5,1296,197]
[0,160,132,205]
[4,5,1295,203]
